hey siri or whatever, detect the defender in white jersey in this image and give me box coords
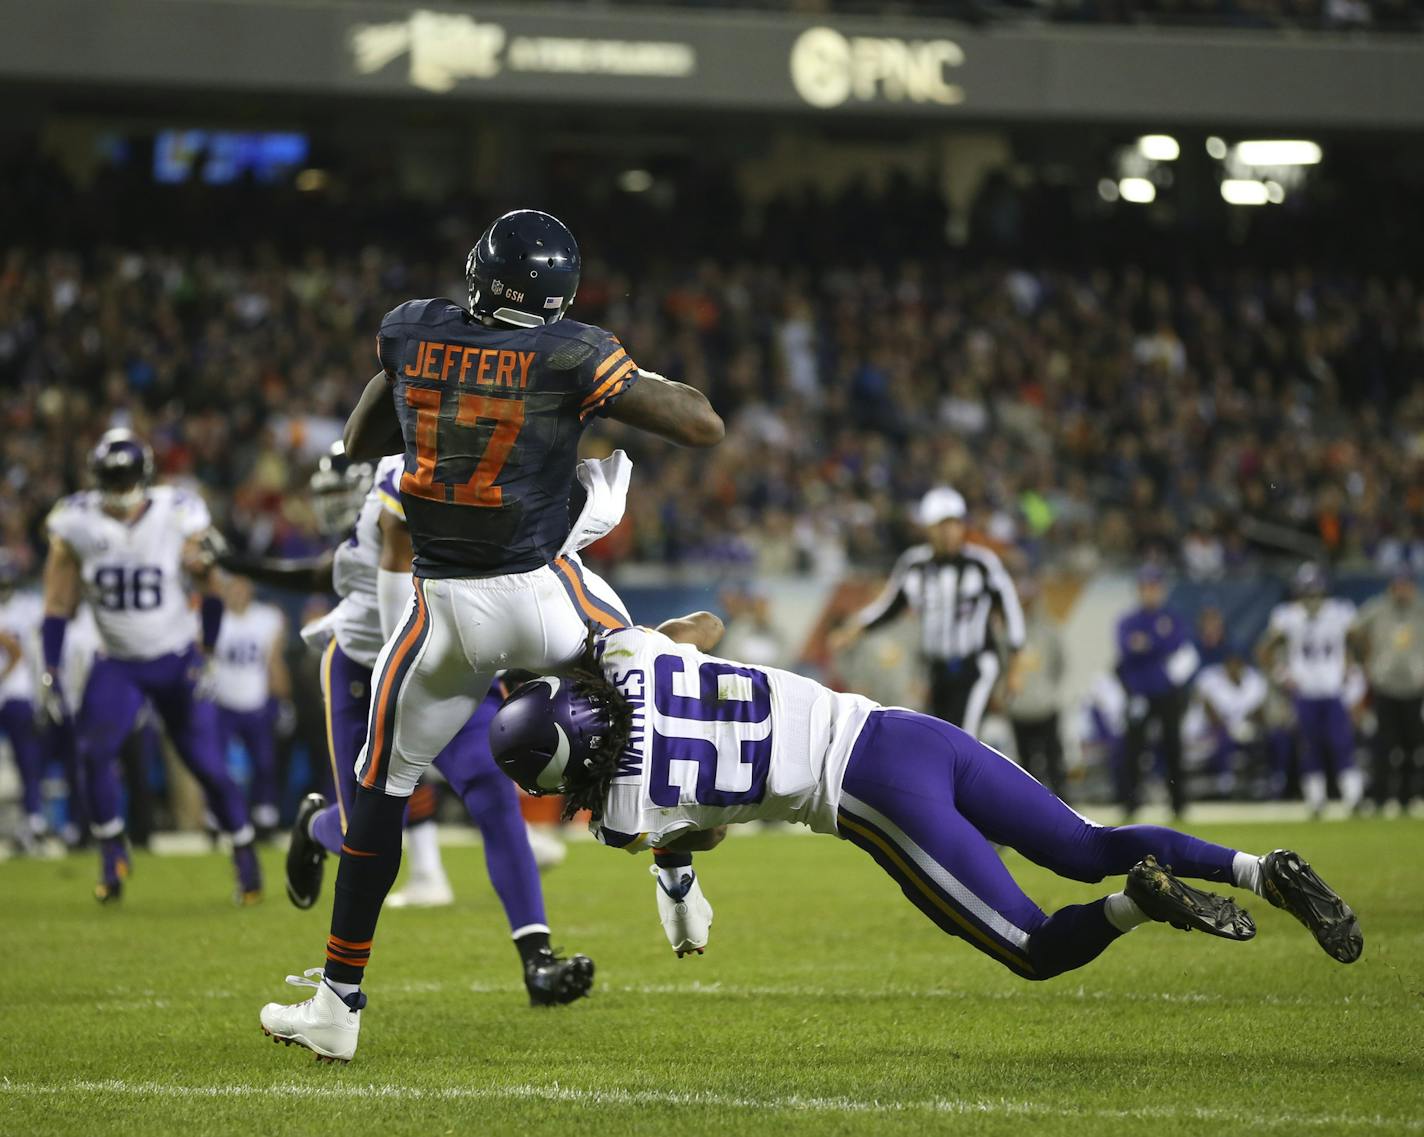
[490,613,1364,985]
[0,559,46,848]
[212,575,290,832]
[1258,564,1363,815]
[40,430,260,903]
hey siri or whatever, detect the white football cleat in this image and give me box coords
[387,869,455,908]
[652,865,713,957]
[526,824,567,872]
[259,969,363,1063]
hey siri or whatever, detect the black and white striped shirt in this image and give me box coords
[855,543,1025,662]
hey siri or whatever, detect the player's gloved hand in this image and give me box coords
[651,864,713,957]
[36,671,68,728]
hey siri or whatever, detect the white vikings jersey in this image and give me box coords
[589,626,878,850]
[1268,599,1357,699]
[0,589,42,701]
[212,602,284,712]
[1195,664,1268,734]
[46,486,209,661]
[301,456,403,668]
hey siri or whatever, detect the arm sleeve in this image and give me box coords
[577,330,641,421]
[983,549,1026,651]
[856,550,916,632]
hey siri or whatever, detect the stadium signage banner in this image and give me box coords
[2,0,1423,127]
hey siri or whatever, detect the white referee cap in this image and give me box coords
[919,487,967,526]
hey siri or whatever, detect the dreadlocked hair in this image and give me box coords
[558,637,636,823]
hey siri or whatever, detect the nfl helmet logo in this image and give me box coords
[491,280,504,295]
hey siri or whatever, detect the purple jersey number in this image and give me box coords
[649,654,771,808]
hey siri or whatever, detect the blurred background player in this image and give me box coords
[0,554,46,851]
[830,486,1025,735]
[211,573,291,837]
[1258,564,1363,818]
[40,429,260,903]
[1350,571,1424,814]
[1190,645,1269,799]
[259,207,723,1065]
[1115,564,1198,820]
[1004,574,1069,800]
[489,614,1362,983]
[222,445,595,997]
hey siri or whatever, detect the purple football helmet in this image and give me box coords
[89,429,154,509]
[488,676,614,796]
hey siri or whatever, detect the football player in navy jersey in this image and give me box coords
[260,209,722,1063]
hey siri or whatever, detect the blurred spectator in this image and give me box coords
[1004,576,1069,799]
[718,587,787,668]
[1115,564,1198,818]
[1350,572,1424,811]
[1194,605,1230,672]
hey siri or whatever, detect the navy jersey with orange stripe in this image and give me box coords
[377,298,640,578]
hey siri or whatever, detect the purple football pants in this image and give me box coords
[1,698,43,818]
[78,646,251,839]
[218,704,278,816]
[838,710,1240,981]
[1293,695,1354,776]
[311,641,544,932]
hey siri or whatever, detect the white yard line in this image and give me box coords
[1,1078,1417,1131]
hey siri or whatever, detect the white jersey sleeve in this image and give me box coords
[590,626,877,850]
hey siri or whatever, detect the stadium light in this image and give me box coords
[617,169,654,193]
[1233,140,1322,166]
[1205,136,1228,160]
[1118,177,1156,204]
[1137,135,1179,161]
[1221,179,1271,206]
[1265,181,1286,204]
[295,169,328,192]
[1097,178,1120,202]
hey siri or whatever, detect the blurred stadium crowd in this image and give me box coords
[1,165,1422,586]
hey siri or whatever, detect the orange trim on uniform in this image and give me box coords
[362,581,429,790]
[553,558,625,631]
[591,345,627,382]
[340,844,379,858]
[328,935,374,951]
[580,357,636,412]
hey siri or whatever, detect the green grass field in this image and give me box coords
[2,820,1421,1136]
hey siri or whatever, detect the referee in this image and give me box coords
[830,487,1024,735]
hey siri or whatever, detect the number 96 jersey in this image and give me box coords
[589,627,878,851]
[45,486,208,661]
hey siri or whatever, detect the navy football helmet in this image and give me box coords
[467,209,581,328]
[89,429,154,510]
[488,675,616,797]
[309,442,374,536]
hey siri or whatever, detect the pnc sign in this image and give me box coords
[789,26,965,110]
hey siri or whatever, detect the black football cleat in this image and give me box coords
[1126,856,1256,940]
[1261,850,1363,964]
[285,794,329,911]
[524,948,595,1007]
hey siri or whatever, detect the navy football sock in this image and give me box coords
[1025,900,1124,980]
[325,788,408,986]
